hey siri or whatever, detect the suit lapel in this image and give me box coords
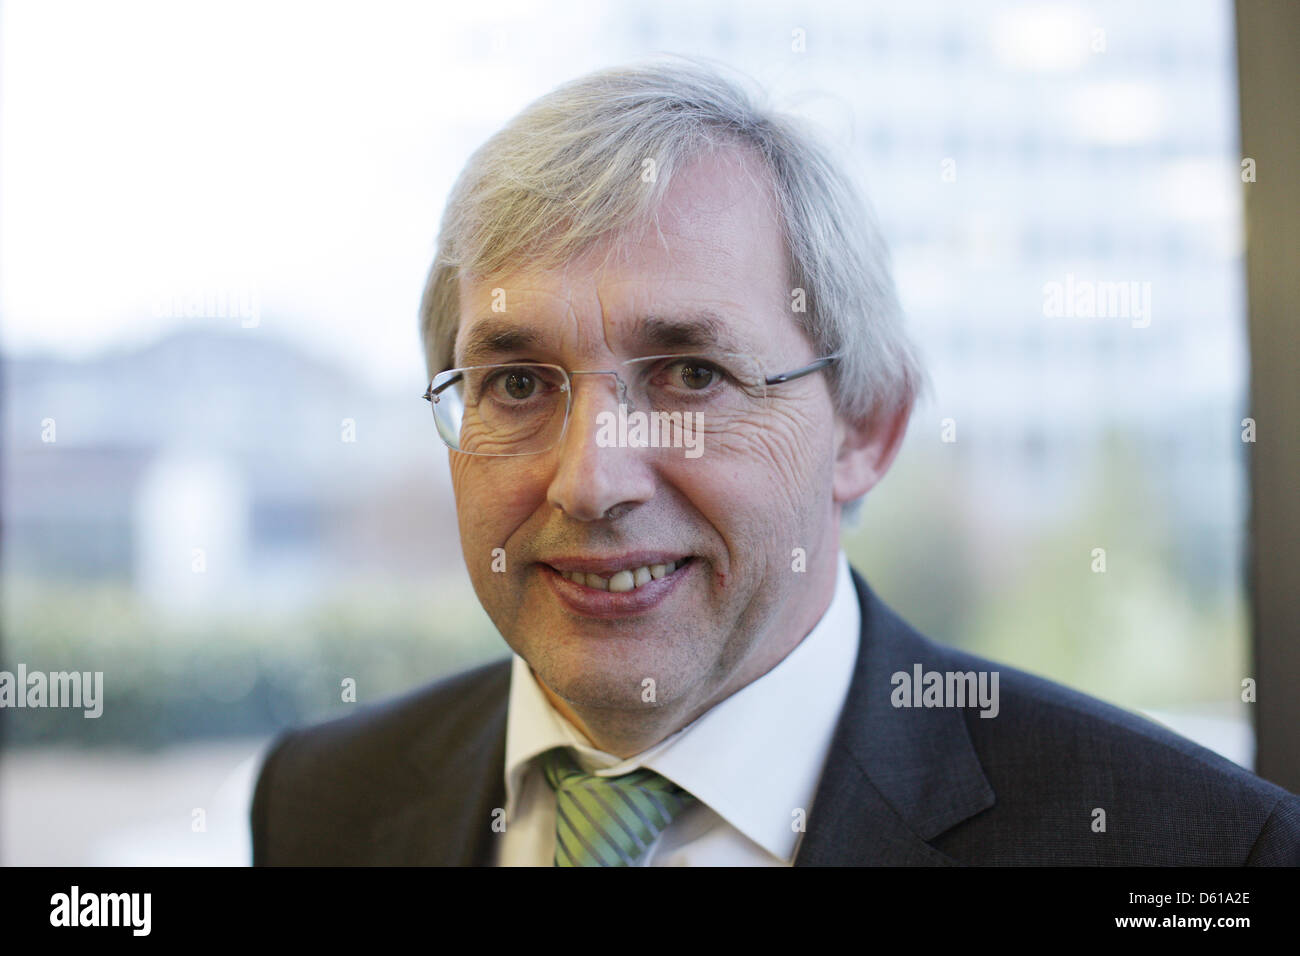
[370,664,510,866]
[795,568,995,865]
[374,568,993,866]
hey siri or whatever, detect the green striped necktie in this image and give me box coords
[541,747,696,867]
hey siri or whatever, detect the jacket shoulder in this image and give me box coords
[260,656,511,764]
[912,633,1299,864]
[251,657,511,865]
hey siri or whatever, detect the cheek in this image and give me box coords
[448,456,480,543]
[725,402,831,513]
[449,457,546,558]
[663,405,832,547]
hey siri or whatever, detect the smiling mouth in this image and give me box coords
[547,557,694,593]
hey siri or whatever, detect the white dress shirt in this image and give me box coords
[495,550,861,866]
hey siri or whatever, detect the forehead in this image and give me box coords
[454,148,794,365]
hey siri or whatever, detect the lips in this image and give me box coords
[542,554,693,593]
[556,559,689,592]
[540,554,694,618]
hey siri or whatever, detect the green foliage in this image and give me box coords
[2,581,504,748]
[847,432,1249,715]
[5,433,1250,746]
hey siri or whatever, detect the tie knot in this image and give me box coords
[539,748,695,866]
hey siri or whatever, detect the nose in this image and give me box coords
[546,370,655,521]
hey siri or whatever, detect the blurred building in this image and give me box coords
[606,0,1248,589]
[3,327,461,611]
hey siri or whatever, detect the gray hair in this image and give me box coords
[419,55,925,515]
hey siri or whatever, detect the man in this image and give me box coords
[251,58,1299,866]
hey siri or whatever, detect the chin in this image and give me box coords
[531,643,693,711]
[539,666,649,711]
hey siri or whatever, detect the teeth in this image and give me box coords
[560,559,684,592]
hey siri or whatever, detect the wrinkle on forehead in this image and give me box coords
[455,144,789,366]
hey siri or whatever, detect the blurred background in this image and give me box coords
[0,0,1270,863]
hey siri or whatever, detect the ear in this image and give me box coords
[832,402,911,505]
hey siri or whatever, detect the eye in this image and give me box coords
[483,366,558,403]
[666,358,725,391]
[501,369,537,400]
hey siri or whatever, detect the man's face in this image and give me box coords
[449,149,842,726]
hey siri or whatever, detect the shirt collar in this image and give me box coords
[502,550,861,862]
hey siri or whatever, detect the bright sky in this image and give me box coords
[1,0,1236,395]
[0,0,616,391]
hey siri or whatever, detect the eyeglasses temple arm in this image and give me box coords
[423,371,464,402]
[764,355,838,386]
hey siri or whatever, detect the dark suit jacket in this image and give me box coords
[251,568,1300,865]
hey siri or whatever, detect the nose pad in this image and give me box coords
[568,369,635,412]
[546,367,657,520]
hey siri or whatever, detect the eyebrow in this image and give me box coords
[632,311,746,354]
[454,309,746,367]
[456,320,544,367]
